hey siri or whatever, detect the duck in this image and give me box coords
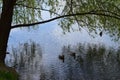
[69,52,76,59]
[58,54,64,63]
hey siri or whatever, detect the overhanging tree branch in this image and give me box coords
[11,12,120,29]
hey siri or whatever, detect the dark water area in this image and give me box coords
[5,42,120,80]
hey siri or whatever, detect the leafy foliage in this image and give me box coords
[0,71,18,80]
[60,0,120,39]
[12,0,59,25]
[1,0,120,39]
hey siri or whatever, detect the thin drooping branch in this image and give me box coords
[93,9,120,17]
[41,8,61,16]
[11,11,120,29]
[15,3,40,9]
[15,3,60,16]
[69,0,82,28]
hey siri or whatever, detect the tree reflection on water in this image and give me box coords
[6,42,120,80]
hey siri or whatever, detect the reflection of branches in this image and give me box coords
[11,41,42,69]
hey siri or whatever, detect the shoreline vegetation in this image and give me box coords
[0,63,18,80]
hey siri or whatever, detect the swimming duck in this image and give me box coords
[58,54,64,62]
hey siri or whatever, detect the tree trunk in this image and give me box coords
[0,0,16,64]
[0,27,10,64]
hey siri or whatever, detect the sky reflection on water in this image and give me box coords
[6,21,120,80]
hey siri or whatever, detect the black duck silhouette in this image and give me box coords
[58,54,64,62]
[69,52,76,59]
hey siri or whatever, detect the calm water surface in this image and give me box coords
[5,22,120,80]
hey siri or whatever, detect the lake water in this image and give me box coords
[5,22,120,80]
